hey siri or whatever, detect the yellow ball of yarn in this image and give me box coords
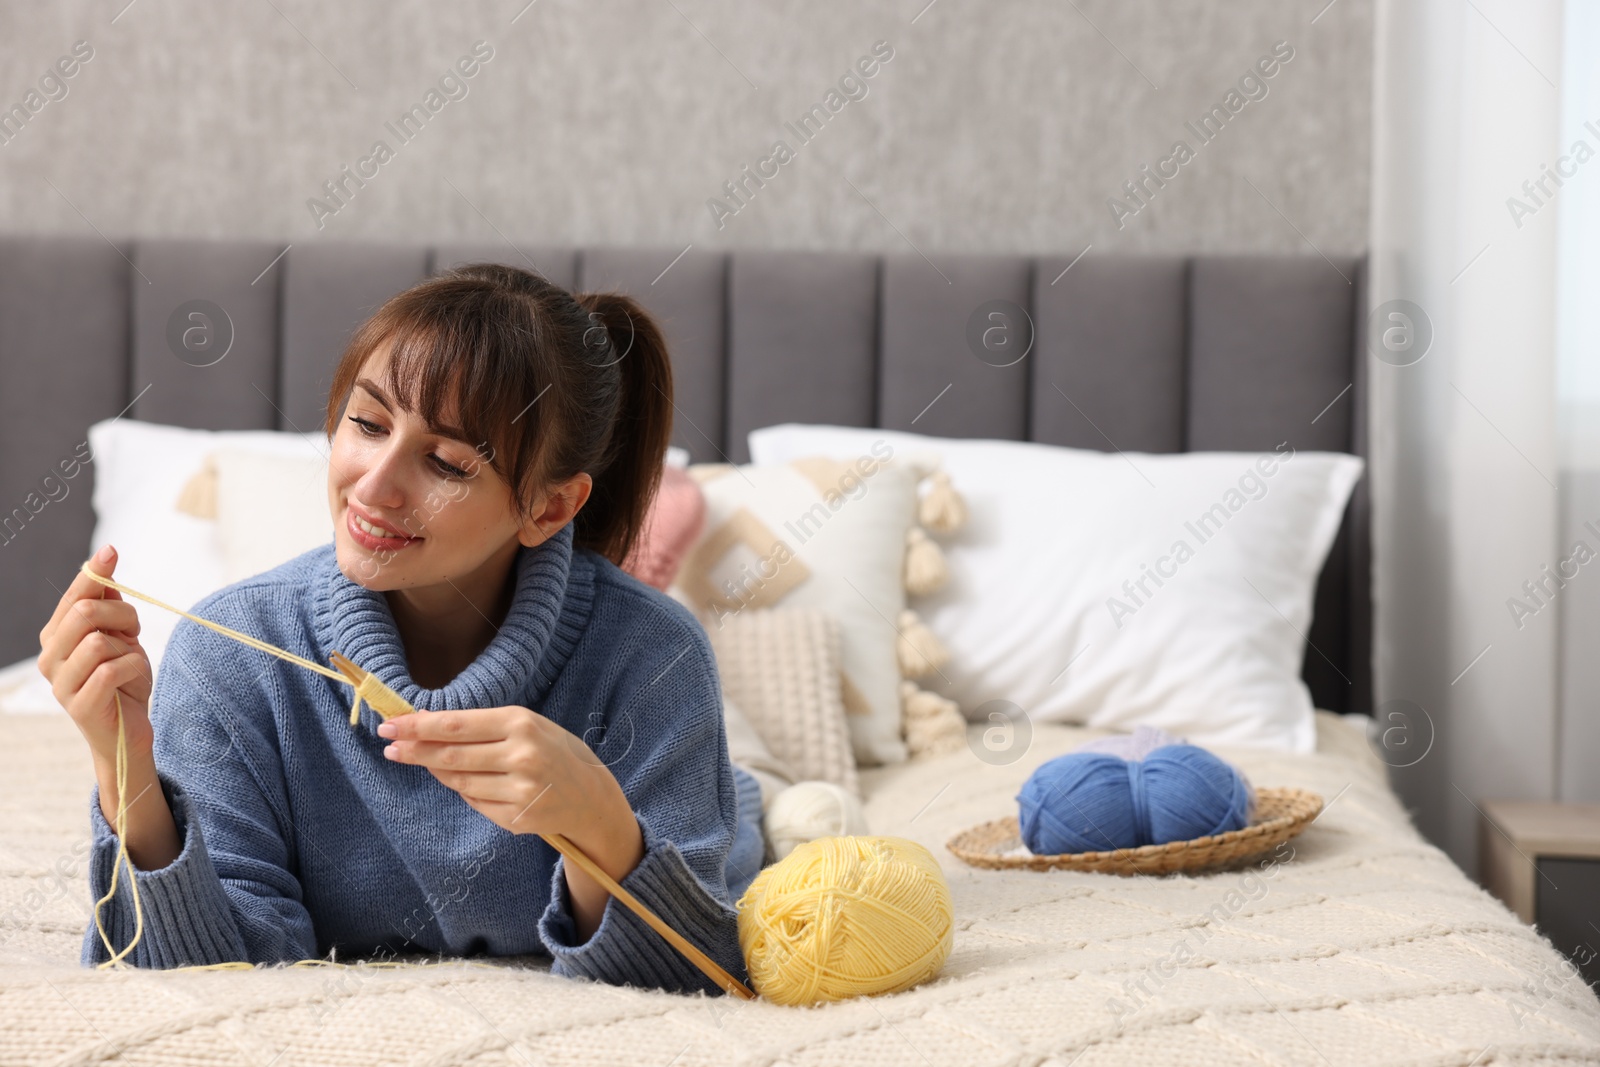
[736,835,954,1007]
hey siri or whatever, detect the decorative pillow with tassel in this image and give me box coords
[671,449,921,765]
[893,458,970,760]
[671,444,972,766]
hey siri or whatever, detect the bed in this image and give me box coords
[1,237,1597,1064]
[4,710,1597,1063]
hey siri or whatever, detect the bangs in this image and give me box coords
[340,283,556,517]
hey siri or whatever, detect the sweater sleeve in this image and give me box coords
[81,620,318,969]
[536,613,749,996]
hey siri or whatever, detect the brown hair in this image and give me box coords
[322,263,674,566]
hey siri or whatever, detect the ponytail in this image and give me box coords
[571,292,674,566]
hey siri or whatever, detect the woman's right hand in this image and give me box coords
[38,544,154,768]
[38,544,180,870]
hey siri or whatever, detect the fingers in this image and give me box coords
[40,544,126,649]
[54,628,151,711]
[42,598,141,672]
[426,769,538,807]
[377,707,517,744]
[72,649,152,721]
[460,794,545,834]
[384,736,519,773]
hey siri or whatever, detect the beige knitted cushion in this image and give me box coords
[706,607,859,798]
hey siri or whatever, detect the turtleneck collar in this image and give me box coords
[312,521,594,718]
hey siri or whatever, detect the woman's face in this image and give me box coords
[327,340,531,590]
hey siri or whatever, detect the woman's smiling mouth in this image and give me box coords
[346,504,422,550]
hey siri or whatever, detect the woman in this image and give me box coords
[36,264,761,994]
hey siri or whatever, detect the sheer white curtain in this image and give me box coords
[1369,0,1563,872]
[1556,0,1600,804]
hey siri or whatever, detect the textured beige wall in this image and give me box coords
[0,0,1371,255]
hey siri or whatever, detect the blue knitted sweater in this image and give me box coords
[81,521,751,995]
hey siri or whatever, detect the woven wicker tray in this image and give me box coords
[945,786,1323,876]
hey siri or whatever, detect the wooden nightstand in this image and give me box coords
[1480,800,1600,989]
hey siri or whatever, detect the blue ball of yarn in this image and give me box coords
[1016,743,1253,854]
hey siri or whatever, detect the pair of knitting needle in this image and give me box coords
[329,651,756,1000]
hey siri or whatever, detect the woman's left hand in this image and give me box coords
[378,706,648,940]
[376,706,628,841]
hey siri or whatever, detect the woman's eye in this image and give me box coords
[348,416,469,479]
[349,415,382,438]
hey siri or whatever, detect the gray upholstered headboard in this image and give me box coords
[0,238,1369,714]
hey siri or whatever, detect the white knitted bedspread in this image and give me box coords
[2,711,1596,1066]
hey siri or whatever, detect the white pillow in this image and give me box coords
[84,419,328,684]
[748,424,1363,753]
[214,448,332,584]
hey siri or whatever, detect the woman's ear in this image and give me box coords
[519,472,593,546]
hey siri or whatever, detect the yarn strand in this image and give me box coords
[89,690,144,969]
[78,563,438,729]
[77,563,349,682]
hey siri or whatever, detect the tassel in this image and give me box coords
[903,526,948,596]
[918,471,968,533]
[900,680,966,758]
[175,455,219,519]
[897,608,950,677]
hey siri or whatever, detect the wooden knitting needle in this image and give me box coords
[329,652,757,1000]
[539,829,756,1000]
[329,652,376,694]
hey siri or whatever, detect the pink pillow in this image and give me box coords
[621,465,706,590]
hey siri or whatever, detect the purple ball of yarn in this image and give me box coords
[1016,743,1253,854]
